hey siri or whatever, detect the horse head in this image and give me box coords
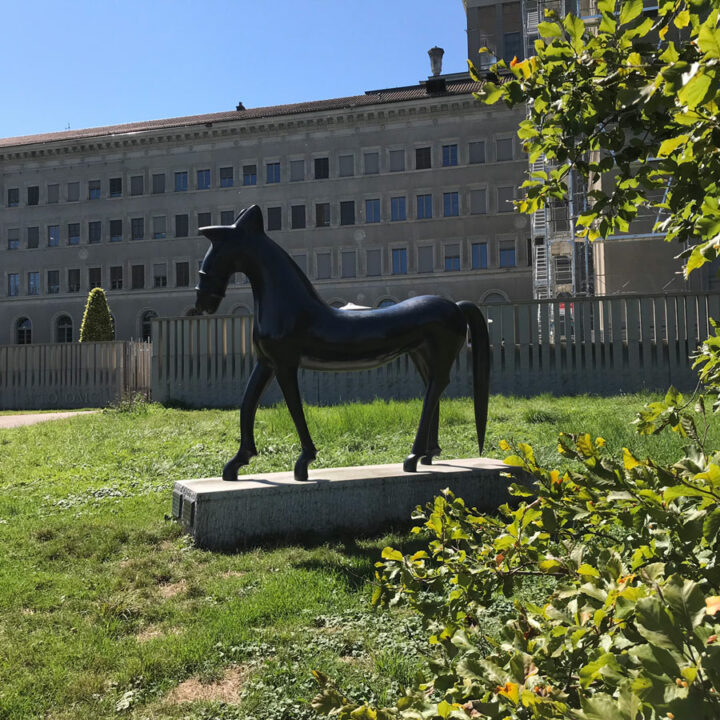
[193,206,264,314]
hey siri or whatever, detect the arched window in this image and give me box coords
[483,292,508,304]
[16,317,31,345]
[56,315,73,343]
[378,299,396,308]
[232,305,252,316]
[141,311,157,342]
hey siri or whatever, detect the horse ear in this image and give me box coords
[236,204,264,234]
[200,226,227,246]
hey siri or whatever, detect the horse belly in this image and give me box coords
[300,348,406,372]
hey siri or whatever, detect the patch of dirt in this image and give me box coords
[165,665,247,705]
[158,579,187,598]
[221,570,247,579]
[136,625,182,642]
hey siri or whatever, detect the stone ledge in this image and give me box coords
[172,458,524,550]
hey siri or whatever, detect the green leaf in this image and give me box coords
[699,20,720,59]
[663,574,707,629]
[674,9,690,28]
[563,13,585,49]
[677,69,713,110]
[657,135,689,157]
[635,596,686,651]
[381,547,403,562]
[619,0,643,25]
[538,21,563,38]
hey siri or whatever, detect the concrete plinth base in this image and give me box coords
[172,458,523,550]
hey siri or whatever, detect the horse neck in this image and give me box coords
[239,234,325,309]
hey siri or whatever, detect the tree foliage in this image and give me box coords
[472,0,720,275]
[79,287,115,342]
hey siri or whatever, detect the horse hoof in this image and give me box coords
[420,447,441,465]
[294,461,309,482]
[403,454,419,473]
[222,461,239,482]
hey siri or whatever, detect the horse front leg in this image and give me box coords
[275,367,317,482]
[223,361,274,481]
[410,351,441,466]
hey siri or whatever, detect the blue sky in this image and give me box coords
[6,1,470,139]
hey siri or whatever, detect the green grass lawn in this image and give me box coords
[0,394,714,719]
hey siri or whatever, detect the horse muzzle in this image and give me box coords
[193,288,222,315]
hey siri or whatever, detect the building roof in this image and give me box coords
[0,78,483,149]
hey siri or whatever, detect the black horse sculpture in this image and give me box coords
[193,205,490,482]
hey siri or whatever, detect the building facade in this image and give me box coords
[0,74,532,346]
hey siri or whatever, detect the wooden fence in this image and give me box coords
[0,341,152,410]
[151,293,720,408]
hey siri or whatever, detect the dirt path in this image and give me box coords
[0,411,99,429]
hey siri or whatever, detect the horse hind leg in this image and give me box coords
[223,361,274,481]
[275,366,317,482]
[404,373,449,473]
[409,352,441,467]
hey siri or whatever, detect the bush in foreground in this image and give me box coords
[313,338,720,718]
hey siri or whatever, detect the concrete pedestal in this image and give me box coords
[172,458,523,550]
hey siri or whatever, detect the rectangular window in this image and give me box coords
[131,264,145,289]
[153,263,168,288]
[503,31,524,64]
[27,226,39,249]
[291,205,306,229]
[314,157,329,179]
[365,198,381,223]
[89,180,101,199]
[341,250,356,278]
[47,269,60,293]
[292,253,307,274]
[152,216,166,239]
[7,188,19,207]
[220,210,235,225]
[366,248,381,277]
[391,196,406,221]
[28,271,40,295]
[109,177,122,197]
[498,186,515,212]
[415,147,431,169]
[27,186,39,205]
[496,138,514,162]
[417,194,433,219]
[472,243,488,269]
[8,273,19,297]
[174,171,188,192]
[197,212,211,228]
[68,268,80,293]
[340,200,355,226]
[392,248,408,275]
[176,261,190,287]
[442,144,458,166]
[88,267,101,289]
[418,246,434,273]
[68,223,80,245]
[130,175,144,195]
[363,151,379,175]
[197,169,211,189]
[175,214,189,237]
[88,221,101,244]
[131,217,144,241]
[316,252,331,279]
[499,246,516,267]
[469,141,486,164]
[220,166,234,187]
[444,243,460,271]
[152,173,165,194]
[443,191,459,217]
[47,184,59,204]
[67,182,80,202]
[267,206,282,231]
[289,159,304,182]
[110,266,123,290]
[266,162,280,184]
[242,165,257,186]
[389,149,405,172]
[338,154,354,177]
[110,219,123,242]
[48,225,60,247]
[470,189,487,215]
[315,203,330,227]
[8,228,19,250]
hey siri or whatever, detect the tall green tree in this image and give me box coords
[79,287,115,342]
[473,0,720,276]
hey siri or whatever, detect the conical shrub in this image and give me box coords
[79,288,115,342]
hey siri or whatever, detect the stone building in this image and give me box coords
[0,69,532,345]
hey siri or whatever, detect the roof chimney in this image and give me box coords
[425,46,446,93]
[428,46,444,77]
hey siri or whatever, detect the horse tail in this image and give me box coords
[457,301,490,456]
